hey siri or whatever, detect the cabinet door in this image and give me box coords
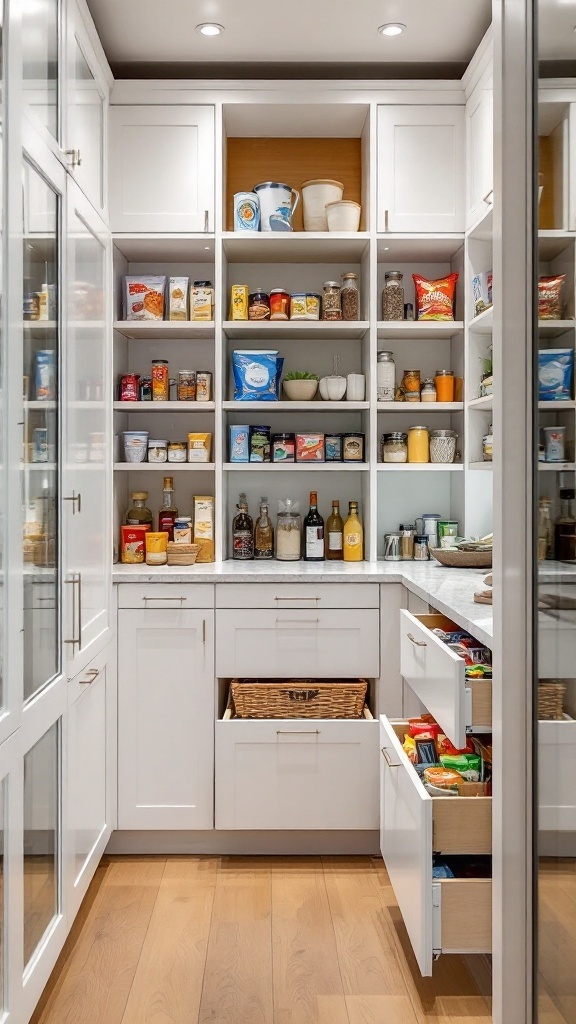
[377,105,465,232]
[466,83,493,227]
[109,105,215,232]
[118,608,214,829]
[63,183,112,677]
[66,2,109,217]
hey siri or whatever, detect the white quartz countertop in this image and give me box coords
[113,559,493,646]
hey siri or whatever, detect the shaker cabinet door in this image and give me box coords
[466,82,493,227]
[118,608,214,829]
[109,105,215,232]
[377,105,465,232]
[66,1,110,217]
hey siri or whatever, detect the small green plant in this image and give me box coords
[283,370,320,381]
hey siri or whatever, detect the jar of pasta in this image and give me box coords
[407,425,430,463]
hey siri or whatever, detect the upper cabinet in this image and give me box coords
[466,79,493,228]
[377,105,465,233]
[109,105,215,232]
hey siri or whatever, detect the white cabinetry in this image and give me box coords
[377,105,465,232]
[118,601,214,829]
[109,105,215,232]
[466,79,493,227]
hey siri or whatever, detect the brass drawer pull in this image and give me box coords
[407,632,427,647]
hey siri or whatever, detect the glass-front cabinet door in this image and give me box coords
[63,183,111,675]
[66,18,107,216]
[22,157,61,703]
[21,0,59,143]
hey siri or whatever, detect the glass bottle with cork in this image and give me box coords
[232,493,254,560]
[158,476,178,541]
[304,491,324,561]
[326,500,343,559]
[125,491,152,527]
[343,501,363,561]
[554,487,576,562]
[254,497,273,560]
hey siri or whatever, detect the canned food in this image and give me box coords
[152,359,169,401]
[325,433,343,461]
[342,432,365,462]
[139,376,152,401]
[120,374,140,401]
[177,370,196,401]
[196,371,212,402]
[270,288,290,321]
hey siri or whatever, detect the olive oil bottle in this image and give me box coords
[343,500,363,561]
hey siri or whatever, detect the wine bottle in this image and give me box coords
[304,491,324,561]
[254,496,273,559]
[326,499,343,559]
[232,493,254,560]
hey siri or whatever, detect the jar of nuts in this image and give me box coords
[341,273,359,320]
[322,281,342,321]
[382,271,404,321]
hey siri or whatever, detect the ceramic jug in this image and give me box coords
[254,181,299,232]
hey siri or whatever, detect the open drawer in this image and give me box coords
[400,611,492,748]
[379,715,492,975]
[215,711,378,831]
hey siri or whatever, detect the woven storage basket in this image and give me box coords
[166,542,200,566]
[229,678,368,719]
[430,547,493,568]
[538,680,566,720]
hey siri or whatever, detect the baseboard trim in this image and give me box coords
[105,829,381,856]
[538,830,576,858]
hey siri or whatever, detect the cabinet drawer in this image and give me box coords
[379,715,491,975]
[400,611,491,748]
[68,645,109,706]
[216,716,378,830]
[117,583,214,609]
[216,583,379,609]
[216,608,380,678]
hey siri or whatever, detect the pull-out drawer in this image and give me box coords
[117,583,214,609]
[379,715,492,975]
[400,611,492,748]
[216,608,380,679]
[216,715,378,830]
[216,583,379,610]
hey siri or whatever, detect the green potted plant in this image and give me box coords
[283,370,320,401]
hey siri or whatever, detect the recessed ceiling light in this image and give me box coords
[378,22,406,36]
[196,22,224,36]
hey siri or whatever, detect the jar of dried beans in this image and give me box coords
[322,281,342,321]
[382,271,404,321]
[341,273,359,320]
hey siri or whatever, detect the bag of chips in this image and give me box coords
[538,275,565,320]
[413,272,459,321]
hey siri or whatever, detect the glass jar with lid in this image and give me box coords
[381,432,408,463]
[275,498,302,561]
[421,378,437,402]
[430,429,458,464]
[322,281,342,321]
[125,491,153,527]
[377,351,395,402]
[407,425,430,463]
[382,271,404,321]
[341,273,360,320]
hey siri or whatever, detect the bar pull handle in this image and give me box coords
[79,668,99,685]
[64,572,81,649]
[204,209,209,231]
[384,209,389,232]
[275,596,320,602]
[381,747,401,768]
[407,632,427,647]
[143,596,186,603]
[202,619,206,644]
[275,618,320,625]
[66,149,82,168]
[63,491,81,514]
[277,730,320,736]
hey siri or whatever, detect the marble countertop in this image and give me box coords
[113,559,493,646]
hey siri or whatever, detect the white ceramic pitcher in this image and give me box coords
[254,181,299,232]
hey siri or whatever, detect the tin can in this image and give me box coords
[196,371,212,402]
[177,370,196,401]
[151,360,169,401]
[139,376,152,401]
[120,373,140,401]
[342,432,365,462]
[35,350,56,401]
[325,434,343,461]
[33,427,48,462]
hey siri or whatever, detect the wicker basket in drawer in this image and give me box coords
[229,678,368,719]
[538,680,566,720]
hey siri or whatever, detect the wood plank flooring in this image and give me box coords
[30,856,492,1024]
[538,858,576,1024]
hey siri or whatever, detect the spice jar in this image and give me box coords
[151,359,169,401]
[275,499,302,561]
[248,289,271,320]
[435,369,455,402]
[270,288,290,320]
[322,281,342,321]
[421,379,437,402]
[382,271,404,321]
[377,351,395,402]
[430,429,457,464]
[145,531,168,566]
[407,425,430,463]
[343,432,365,462]
[382,432,408,463]
[400,524,415,560]
[341,273,360,320]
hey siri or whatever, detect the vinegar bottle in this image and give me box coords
[343,501,363,561]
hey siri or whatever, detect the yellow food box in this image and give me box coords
[229,284,249,320]
[193,495,215,562]
[190,284,214,321]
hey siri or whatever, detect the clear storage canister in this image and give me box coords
[341,273,360,320]
[322,281,342,321]
[382,271,404,321]
[377,351,395,402]
[382,432,407,463]
[429,429,457,464]
[275,499,302,561]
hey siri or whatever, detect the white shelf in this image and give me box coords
[538,320,575,338]
[222,401,369,412]
[539,462,576,472]
[466,205,493,242]
[539,401,576,411]
[113,321,215,340]
[114,401,216,412]
[20,462,56,471]
[376,234,464,261]
[224,462,369,472]
[377,402,463,412]
[377,320,464,340]
[24,401,57,411]
[222,231,370,263]
[468,307,493,333]
[114,462,215,471]
[377,463,463,472]
[113,234,216,261]
[23,320,57,331]
[469,461,493,471]
[223,320,369,340]
[468,396,493,411]
[538,230,575,262]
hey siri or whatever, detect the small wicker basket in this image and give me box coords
[229,678,368,719]
[166,542,200,566]
[538,680,566,720]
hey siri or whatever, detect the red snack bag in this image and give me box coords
[436,733,475,758]
[538,275,565,320]
[413,272,459,321]
[409,718,440,741]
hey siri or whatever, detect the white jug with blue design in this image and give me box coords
[254,181,300,232]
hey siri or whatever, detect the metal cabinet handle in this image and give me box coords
[275,595,320,602]
[277,730,320,736]
[79,668,99,684]
[66,149,82,168]
[204,209,209,231]
[384,208,389,232]
[482,189,494,204]
[143,595,186,603]
[275,618,320,625]
[63,491,81,514]
[64,572,82,650]
[381,747,401,768]
[202,619,206,644]
[407,632,427,647]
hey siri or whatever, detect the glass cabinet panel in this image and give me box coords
[22,160,60,701]
[69,35,105,211]
[21,0,58,141]
[23,722,59,968]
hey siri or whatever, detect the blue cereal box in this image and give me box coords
[229,425,250,462]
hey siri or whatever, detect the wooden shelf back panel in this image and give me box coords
[539,135,557,231]
[226,137,363,232]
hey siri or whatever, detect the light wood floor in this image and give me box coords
[538,858,576,1024]
[30,855,492,1024]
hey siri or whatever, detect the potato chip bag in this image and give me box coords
[413,272,459,321]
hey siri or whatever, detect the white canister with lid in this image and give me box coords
[377,351,395,401]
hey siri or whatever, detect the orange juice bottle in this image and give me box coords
[343,501,363,561]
